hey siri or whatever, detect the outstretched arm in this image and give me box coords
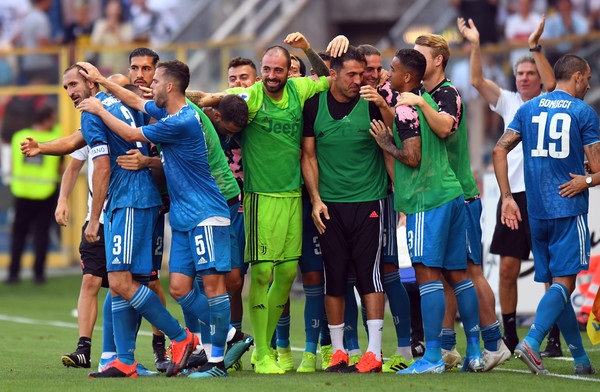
[21,131,87,157]
[185,90,227,108]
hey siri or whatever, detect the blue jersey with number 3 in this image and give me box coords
[80,91,161,213]
[508,90,600,219]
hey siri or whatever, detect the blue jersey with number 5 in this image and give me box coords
[508,90,600,219]
[80,91,161,213]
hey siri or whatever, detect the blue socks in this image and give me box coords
[420,281,445,363]
[452,279,480,357]
[525,283,569,351]
[303,284,324,354]
[111,295,138,365]
[383,271,411,348]
[129,284,186,341]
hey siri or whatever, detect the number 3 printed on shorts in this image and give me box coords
[531,112,570,159]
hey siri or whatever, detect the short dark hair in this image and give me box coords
[263,46,291,68]
[290,55,307,76]
[330,45,365,72]
[156,60,190,93]
[554,54,589,81]
[357,44,381,57]
[129,47,159,66]
[33,104,55,124]
[63,64,100,89]
[394,48,427,82]
[317,51,331,63]
[217,94,248,129]
[228,57,257,71]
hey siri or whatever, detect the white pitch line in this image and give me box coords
[0,314,153,336]
[496,366,600,382]
[2,313,599,383]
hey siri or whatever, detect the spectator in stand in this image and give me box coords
[504,0,543,70]
[62,0,94,63]
[129,0,153,43]
[18,0,60,84]
[91,0,134,74]
[543,0,589,64]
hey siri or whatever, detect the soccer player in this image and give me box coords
[62,64,197,378]
[397,33,493,371]
[302,45,393,374]
[187,32,331,374]
[370,48,470,374]
[77,59,234,378]
[493,54,599,375]
[457,15,561,358]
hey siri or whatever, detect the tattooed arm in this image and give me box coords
[493,129,522,230]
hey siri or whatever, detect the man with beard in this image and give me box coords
[62,63,197,378]
[77,59,233,378]
[187,32,330,374]
[301,45,393,374]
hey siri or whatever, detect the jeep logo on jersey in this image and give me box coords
[264,117,301,136]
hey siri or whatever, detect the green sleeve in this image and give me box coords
[226,82,264,123]
[291,76,329,104]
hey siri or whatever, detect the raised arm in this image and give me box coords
[458,17,501,106]
[528,15,556,92]
[284,32,330,77]
[77,62,148,112]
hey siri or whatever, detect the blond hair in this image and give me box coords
[415,34,450,70]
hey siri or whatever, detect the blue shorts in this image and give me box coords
[229,201,244,270]
[383,193,399,266]
[152,214,165,274]
[105,207,158,275]
[530,214,590,283]
[465,197,482,265]
[406,196,466,270]
[169,223,232,277]
[299,193,323,273]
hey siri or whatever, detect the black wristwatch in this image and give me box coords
[529,45,542,52]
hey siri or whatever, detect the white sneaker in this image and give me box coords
[442,347,462,370]
[483,339,511,371]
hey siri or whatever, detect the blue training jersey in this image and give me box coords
[80,91,162,214]
[507,89,600,219]
[141,101,229,231]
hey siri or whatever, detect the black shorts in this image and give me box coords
[489,191,532,260]
[320,200,385,297]
[79,221,109,288]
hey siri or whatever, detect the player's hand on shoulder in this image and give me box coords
[77,97,103,114]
